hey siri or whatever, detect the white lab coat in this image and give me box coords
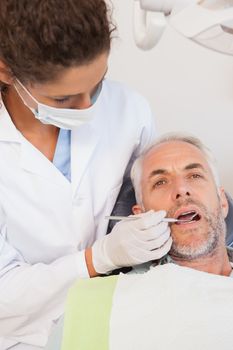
[0,79,156,349]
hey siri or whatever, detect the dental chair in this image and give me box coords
[61,179,233,350]
[62,270,233,350]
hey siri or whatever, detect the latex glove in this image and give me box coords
[92,210,172,274]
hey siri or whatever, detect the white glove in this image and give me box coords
[92,210,172,274]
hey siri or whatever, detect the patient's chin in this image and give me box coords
[170,231,219,261]
[171,223,207,247]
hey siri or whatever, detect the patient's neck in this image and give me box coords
[170,246,232,277]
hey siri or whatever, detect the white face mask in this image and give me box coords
[14,79,102,130]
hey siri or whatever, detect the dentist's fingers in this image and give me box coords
[148,236,173,260]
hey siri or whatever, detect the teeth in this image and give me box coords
[178,211,196,219]
[180,211,195,216]
[176,211,201,224]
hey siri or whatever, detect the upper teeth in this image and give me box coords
[179,211,195,217]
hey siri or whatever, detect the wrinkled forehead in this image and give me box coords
[142,141,213,179]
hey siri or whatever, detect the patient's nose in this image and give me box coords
[171,178,191,201]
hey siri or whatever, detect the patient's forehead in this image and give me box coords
[142,141,212,175]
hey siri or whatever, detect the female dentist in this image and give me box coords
[0,1,171,348]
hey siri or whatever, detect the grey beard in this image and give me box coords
[169,199,226,261]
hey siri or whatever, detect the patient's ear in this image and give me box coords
[0,60,13,85]
[132,204,143,215]
[219,187,228,218]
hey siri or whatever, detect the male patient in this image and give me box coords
[130,133,232,276]
[62,133,233,350]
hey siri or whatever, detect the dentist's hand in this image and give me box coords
[92,210,172,274]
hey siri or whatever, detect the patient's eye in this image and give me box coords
[153,179,167,188]
[189,173,204,180]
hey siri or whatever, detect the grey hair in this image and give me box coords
[130,132,220,206]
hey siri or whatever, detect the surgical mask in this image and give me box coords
[14,79,102,130]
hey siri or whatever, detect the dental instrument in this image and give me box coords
[105,213,197,223]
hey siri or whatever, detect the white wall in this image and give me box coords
[107,0,233,196]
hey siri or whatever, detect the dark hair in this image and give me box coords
[0,0,115,84]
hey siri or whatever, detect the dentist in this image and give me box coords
[0,1,171,348]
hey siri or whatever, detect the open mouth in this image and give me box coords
[175,210,201,225]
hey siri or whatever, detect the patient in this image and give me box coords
[62,134,233,350]
[130,133,233,276]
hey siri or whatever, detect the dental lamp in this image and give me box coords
[133,0,233,55]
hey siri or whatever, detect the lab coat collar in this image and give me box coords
[0,98,71,187]
[0,100,21,143]
[0,91,102,190]
[19,134,71,188]
[19,124,100,191]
